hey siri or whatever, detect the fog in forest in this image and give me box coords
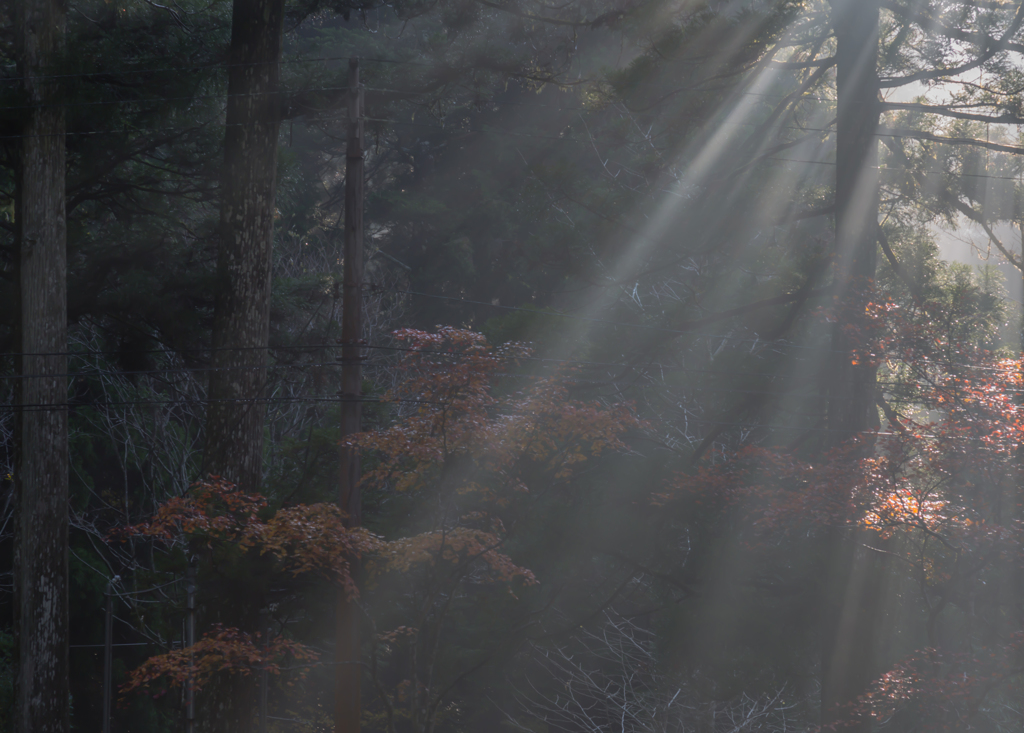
[4,1,1024,732]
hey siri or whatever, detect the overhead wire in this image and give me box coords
[0,58,1017,425]
[0,60,992,144]
[386,288,1024,371]
[3,295,1018,374]
[1,344,1017,414]
[0,76,1019,185]
[1,395,438,413]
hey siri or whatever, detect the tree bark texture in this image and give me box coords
[203,0,286,493]
[821,2,887,730]
[826,0,882,442]
[15,0,69,730]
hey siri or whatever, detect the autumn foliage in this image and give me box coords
[115,329,643,710]
[113,478,380,695]
[353,327,640,492]
[353,327,640,590]
[351,328,643,731]
[660,290,1024,731]
[120,625,319,696]
[116,477,382,595]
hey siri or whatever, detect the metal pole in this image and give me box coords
[102,581,113,733]
[335,56,364,733]
[185,565,196,733]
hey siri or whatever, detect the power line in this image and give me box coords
[390,288,950,360]
[0,389,984,443]
[0,82,474,114]
[4,315,1015,373]
[0,52,823,95]
[0,54,434,85]
[0,395,435,413]
[1,359,1016,405]
[2,90,1022,187]
[4,340,650,369]
[0,357,989,398]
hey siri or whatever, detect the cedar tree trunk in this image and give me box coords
[202,0,286,494]
[821,2,888,730]
[14,0,69,730]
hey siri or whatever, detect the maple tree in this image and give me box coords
[121,625,318,698]
[658,279,1024,732]
[113,329,643,731]
[112,477,380,700]
[353,327,644,733]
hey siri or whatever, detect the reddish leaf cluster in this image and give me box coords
[665,289,1024,729]
[660,441,874,535]
[116,478,383,595]
[113,477,267,547]
[117,329,643,708]
[372,527,538,587]
[822,634,1024,732]
[353,329,641,590]
[121,624,318,697]
[353,328,642,496]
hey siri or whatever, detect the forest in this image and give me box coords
[5,0,1024,731]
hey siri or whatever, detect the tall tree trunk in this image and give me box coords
[202,0,286,494]
[200,2,284,729]
[827,0,881,442]
[14,0,68,730]
[821,1,887,730]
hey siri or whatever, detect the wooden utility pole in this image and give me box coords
[335,58,365,733]
[15,0,69,729]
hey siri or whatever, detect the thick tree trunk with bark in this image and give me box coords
[821,2,887,730]
[202,0,286,494]
[826,0,882,442]
[14,0,68,731]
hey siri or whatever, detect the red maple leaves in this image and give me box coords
[117,477,382,595]
[121,625,318,696]
[116,328,643,701]
[664,290,1024,731]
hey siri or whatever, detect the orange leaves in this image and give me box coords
[349,328,641,595]
[121,625,318,697]
[117,484,379,700]
[114,477,267,546]
[372,527,537,587]
[252,504,383,597]
[352,328,642,496]
[119,329,642,707]
[116,479,381,596]
[665,442,872,536]
[669,346,1024,552]
[822,635,1024,732]
[500,378,641,479]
